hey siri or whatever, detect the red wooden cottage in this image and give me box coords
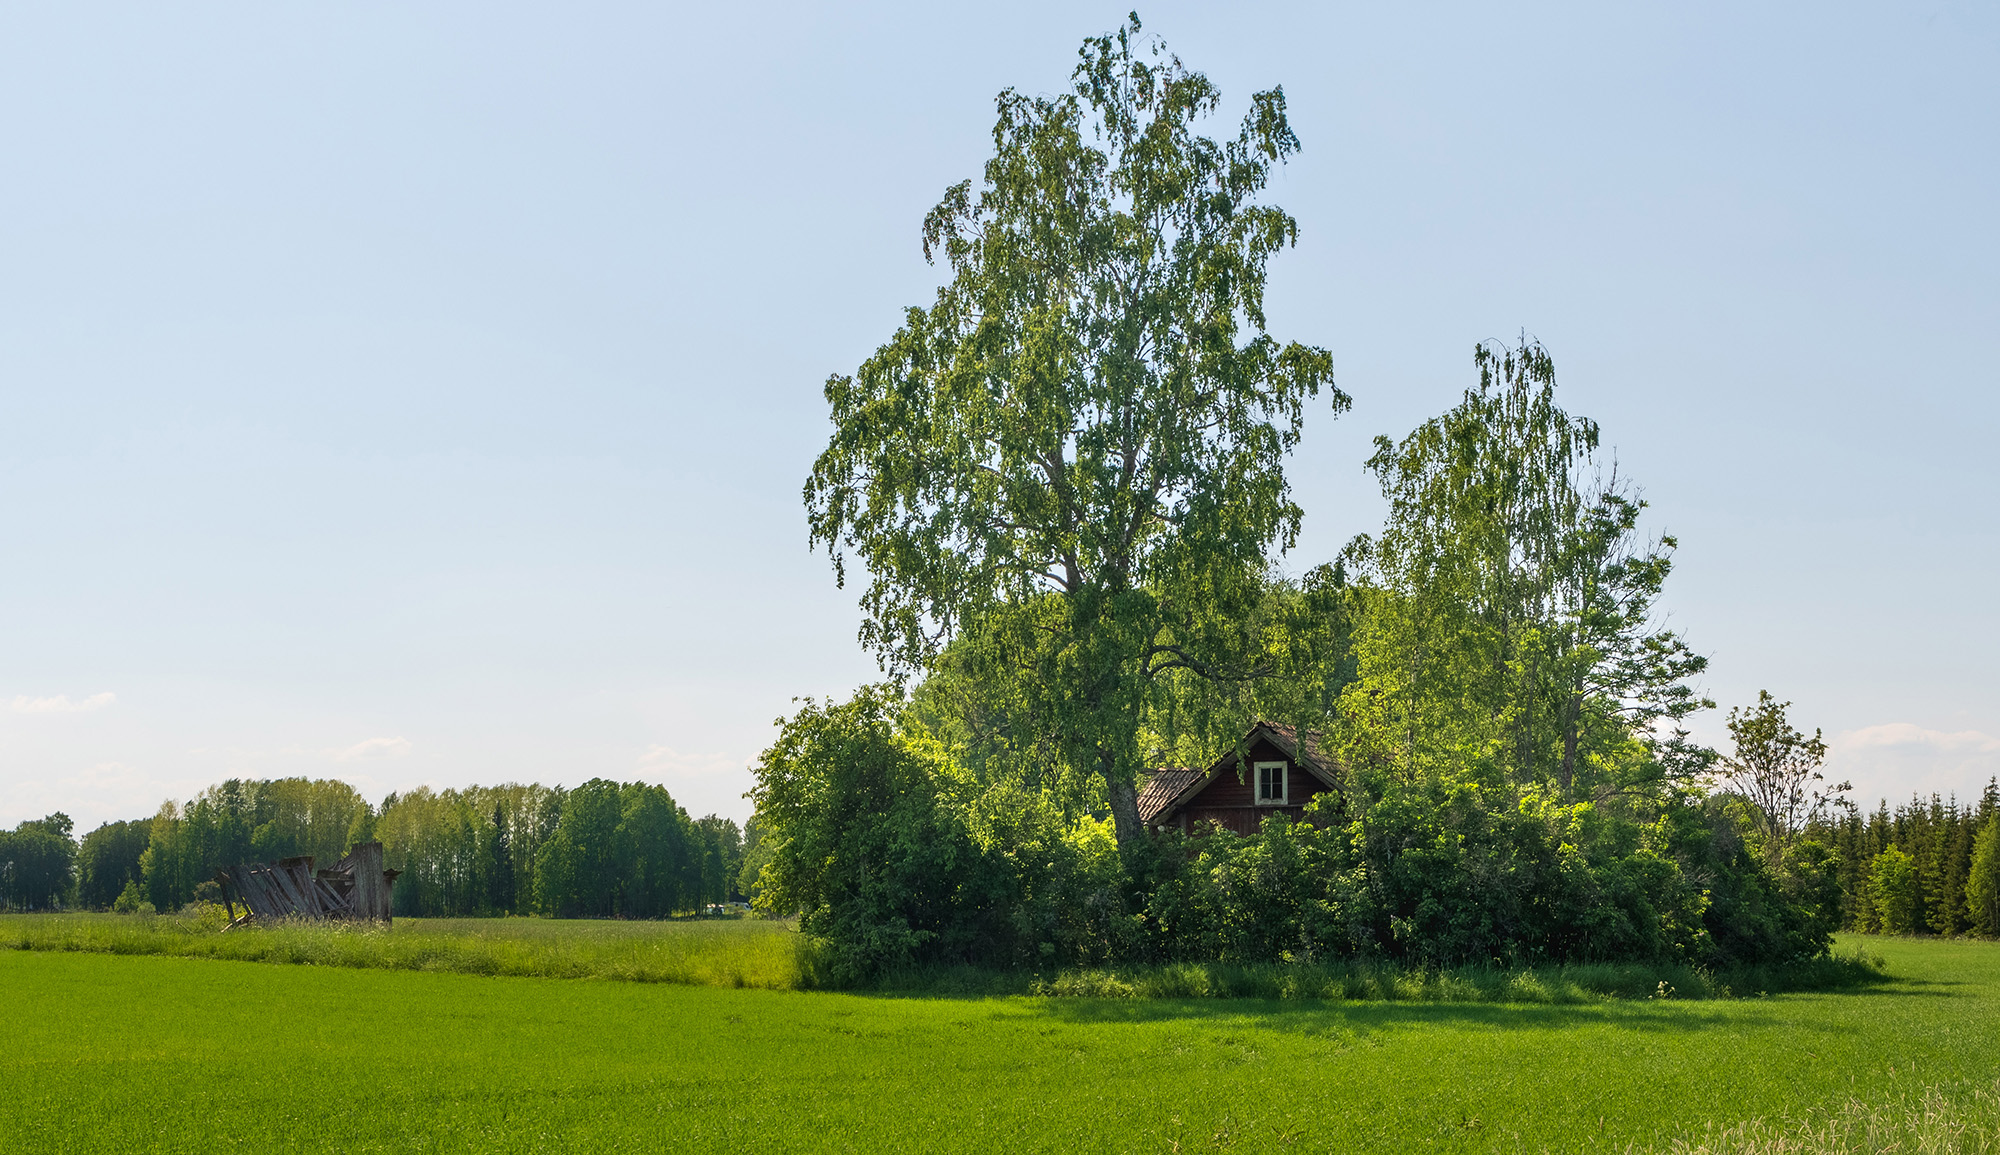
[1136,721,1340,836]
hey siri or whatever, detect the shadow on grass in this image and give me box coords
[1000,980,1955,1040]
[832,947,1904,1003]
[1016,996,1734,1033]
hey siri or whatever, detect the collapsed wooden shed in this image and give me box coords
[215,841,400,928]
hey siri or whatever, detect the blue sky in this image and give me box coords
[2,2,1995,830]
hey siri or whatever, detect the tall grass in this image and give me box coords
[0,911,809,990]
[0,911,1886,1002]
[1654,1081,2000,1154]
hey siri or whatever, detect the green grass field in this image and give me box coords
[0,912,1879,1003]
[1,929,1996,1153]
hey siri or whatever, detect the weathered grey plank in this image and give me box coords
[204,843,398,925]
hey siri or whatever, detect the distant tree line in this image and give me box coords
[0,814,77,911]
[1694,688,2000,939]
[2,778,751,918]
[1813,785,2000,937]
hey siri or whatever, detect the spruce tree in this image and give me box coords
[1967,814,2000,937]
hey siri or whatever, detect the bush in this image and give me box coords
[752,695,1836,976]
[1134,784,1827,971]
[1869,847,1921,934]
[111,881,155,915]
[752,688,1005,981]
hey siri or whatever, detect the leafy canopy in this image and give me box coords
[805,16,1340,840]
[1339,340,1709,798]
[1722,690,1843,860]
[806,14,1340,670]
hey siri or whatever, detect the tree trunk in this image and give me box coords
[1559,692,1581,797]
[1100,751,1144,851]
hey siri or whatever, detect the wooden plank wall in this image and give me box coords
[335,842,393,922]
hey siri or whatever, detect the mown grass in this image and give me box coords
[0,910,1885,1003]
[0,933,1994,1153]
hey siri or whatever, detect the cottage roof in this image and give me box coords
[1136,767,1203,826]
[1136,720,1339,827]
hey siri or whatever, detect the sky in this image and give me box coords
[2,2,1996,832]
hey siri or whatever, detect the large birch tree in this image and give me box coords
[806,16,1341,848]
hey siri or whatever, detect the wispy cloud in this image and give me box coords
[9,692,116,714]
[1838,723,2000,755]
[636,745,745,781]
[334,736,412,762]
[1826,723,2000,802]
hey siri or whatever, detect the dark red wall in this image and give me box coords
[1171,735,1332,835]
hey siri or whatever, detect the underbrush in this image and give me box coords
[1652,1080,2000,1154]
[1,912,1887,1003]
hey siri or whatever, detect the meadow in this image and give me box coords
[0,910,811,989]
[2,924,1997,1153]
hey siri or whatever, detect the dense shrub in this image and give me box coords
[751,692,1841,979]
[751,688,997,980]
[1128,788,1826,971]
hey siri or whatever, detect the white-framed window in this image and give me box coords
[1254,761,1288,805]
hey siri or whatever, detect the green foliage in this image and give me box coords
[1134,793,1833,970]
[1871,847,1922,934]
[775,337,1845,973]
[736,815,772,903]
[622,787,699,917]
[1812,786,2000,940]
[0,814,77,911]
[1965,815,2000,936]
[806,15,1341,845]
[378,783,561,916]
[137,778,371,911]
[750,688,1002,979]
[1337,338,1710,800]
[120,774,737,920]
[691,815,742,905]
[1721,690,1841,862]
[74,820,150,910]
[532,780,718,919]
[109,881,153,915]
[484,803,515,914]
[755,686,1176,980]
[1678,804,1840,966]
[535,780,624,917]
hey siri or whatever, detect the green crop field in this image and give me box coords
[2,929,1996,1153]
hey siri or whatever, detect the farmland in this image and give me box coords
[2,929,1996,1153]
